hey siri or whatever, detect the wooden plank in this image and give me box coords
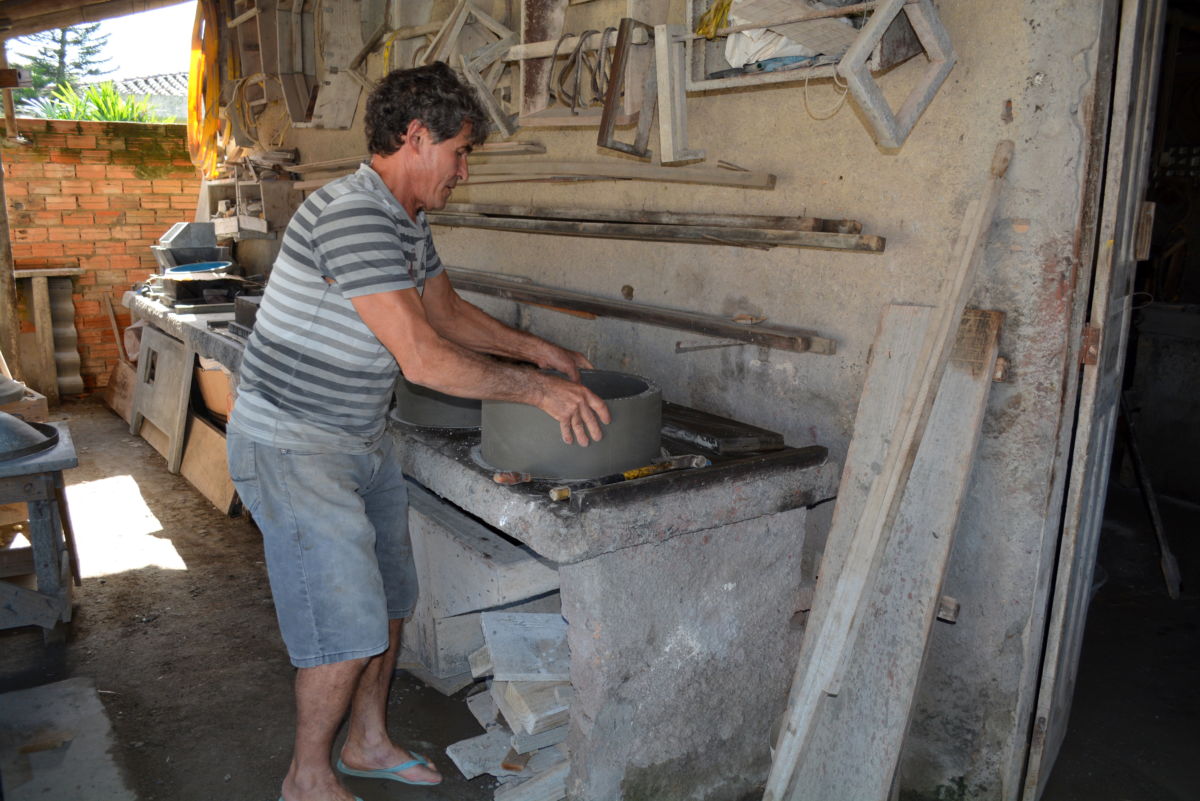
[465,160,774,188]
[28,276,58,405]
[786,309,1003,800]
[519,0,569,116]
[502,680,572,734]
[766,141,1013,801]
[655,24,704,164]
[661,401,784,454]
[448,268,837,355]
[466,686,501,729]
[446,728,514,779]
[428,212,883,252]
[180,415,237,515]
[494,758,568,801]
[0,581,60,629]
[470,644,494,678]
[481,611,570,682]
[101,359,136,424]
[510,722,567,754]
[0,546,34,579]
[441,202,863,233]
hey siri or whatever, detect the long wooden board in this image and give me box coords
[464,160,776,188]
[441,202,863,233]
[787,309,1003,799]
[428,212,884,252]
[765,141,1013,801]
[447,268,837,355]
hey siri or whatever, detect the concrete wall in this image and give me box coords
[3,119,200,390]
[273,0,1115,797]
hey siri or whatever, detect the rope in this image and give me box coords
[187,0,221,179]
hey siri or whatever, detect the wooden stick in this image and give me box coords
[428,212,884,252]
[104,295,128,364]
[447,268,836,355]
[464,160,775,188]
[441,202,863,233]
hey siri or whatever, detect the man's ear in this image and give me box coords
[405,119,430,150]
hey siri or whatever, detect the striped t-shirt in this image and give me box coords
[230,163,444,452]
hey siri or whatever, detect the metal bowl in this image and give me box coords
[481,369,661,481]
[390,376,482,429]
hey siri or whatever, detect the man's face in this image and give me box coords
[413,121,474,212]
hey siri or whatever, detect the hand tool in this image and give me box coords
[548,453,710,501]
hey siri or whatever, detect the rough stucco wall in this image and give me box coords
[278,0,1110,797]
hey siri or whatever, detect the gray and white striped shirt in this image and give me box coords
[230,163,443,452]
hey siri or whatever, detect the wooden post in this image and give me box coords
[0,41,18,139]
[0,147,21,381]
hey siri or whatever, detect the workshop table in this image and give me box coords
[0,423,79,639]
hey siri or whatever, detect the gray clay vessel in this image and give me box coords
[390,376,482,429]
[481,369,662,480]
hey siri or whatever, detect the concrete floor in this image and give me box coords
[0,399,1196,800]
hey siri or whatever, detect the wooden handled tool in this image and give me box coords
[548,454,710,501]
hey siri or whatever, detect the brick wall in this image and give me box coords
[3,118,200,391]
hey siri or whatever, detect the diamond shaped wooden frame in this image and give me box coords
[837,0,957,149]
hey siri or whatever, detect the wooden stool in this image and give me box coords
[0,423,80,641]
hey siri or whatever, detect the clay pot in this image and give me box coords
[481,369,661,480]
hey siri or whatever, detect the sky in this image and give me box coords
[95,1,196,80]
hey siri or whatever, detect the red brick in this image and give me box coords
[105,165,139,179]
[48,228,80,241]
[35,134,69,148]
[64,242,96,257]
[12,228,48,242]
[48,150,83,164]
[93,210,122,224]
[93,242,128,255]
[28,180,61,195]
[28,243,65,257]
[66,135,97,149]
[74,300,101,316]
[141,195,172,209]
[4,183,29,196]
[151,179,184,194]
[95,137,126,150]
[93,180,126,195]
[93,271,126,285]
[122,180,153,193]
[80,150,112,164]
[60,211,95,225]
[108,195,139,210]
[107,254,140,269]
[32,211,62,226]
[60,179,93,194]
[169,196,195,210]
[6,162,45,178]
[74,272,96,286]
[122,210,158,224]
[42,163,76,179]
[75,164,107,179]
[77,196,109,210]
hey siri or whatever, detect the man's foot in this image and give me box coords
[280,758,361,801]
[337,744,443,786]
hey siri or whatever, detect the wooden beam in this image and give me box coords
[465,160,775,188]
[447,268,837,355]
[0,150,20,380]
[442,202,863,233]
[0,0,186,39]
[763,141,1012,801]
[428,212,884,252]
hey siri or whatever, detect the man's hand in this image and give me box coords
[536,373,611,446]
[536,344,593,383]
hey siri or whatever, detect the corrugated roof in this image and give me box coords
[83,72,190,97]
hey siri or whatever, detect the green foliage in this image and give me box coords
[18,83,175,124]
[6,24,113,104]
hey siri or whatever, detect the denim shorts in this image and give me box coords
[226,430,417,668]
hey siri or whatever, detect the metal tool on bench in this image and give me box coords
[548,453,710,501]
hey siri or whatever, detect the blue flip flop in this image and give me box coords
[335,755,442,786]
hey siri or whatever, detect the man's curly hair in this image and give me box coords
[364,62,490,155]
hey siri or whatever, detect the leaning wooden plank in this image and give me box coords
[787,309,1004,800]
[494,758,568,801]
[464,160,774,188]
[764,141,1013,801]
[441,202,862,233]
[482,611,570,681]
[519,0,568,116]
[448,268,837,355]
[503,681,572,735]
[447,728,514,779]
[428,213,884,252]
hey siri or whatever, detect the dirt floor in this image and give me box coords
[1,398,1197,800]
[0,399,492,801]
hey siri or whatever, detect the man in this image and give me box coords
[227,62,609,801]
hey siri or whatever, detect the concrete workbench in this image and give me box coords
[124,292,245,372]
[392,421,839,801]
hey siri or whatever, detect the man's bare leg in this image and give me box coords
[338,618,442,784]
[282,658,368,801]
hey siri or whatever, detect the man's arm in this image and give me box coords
[420,272,590,381]
[351,285,610,445]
